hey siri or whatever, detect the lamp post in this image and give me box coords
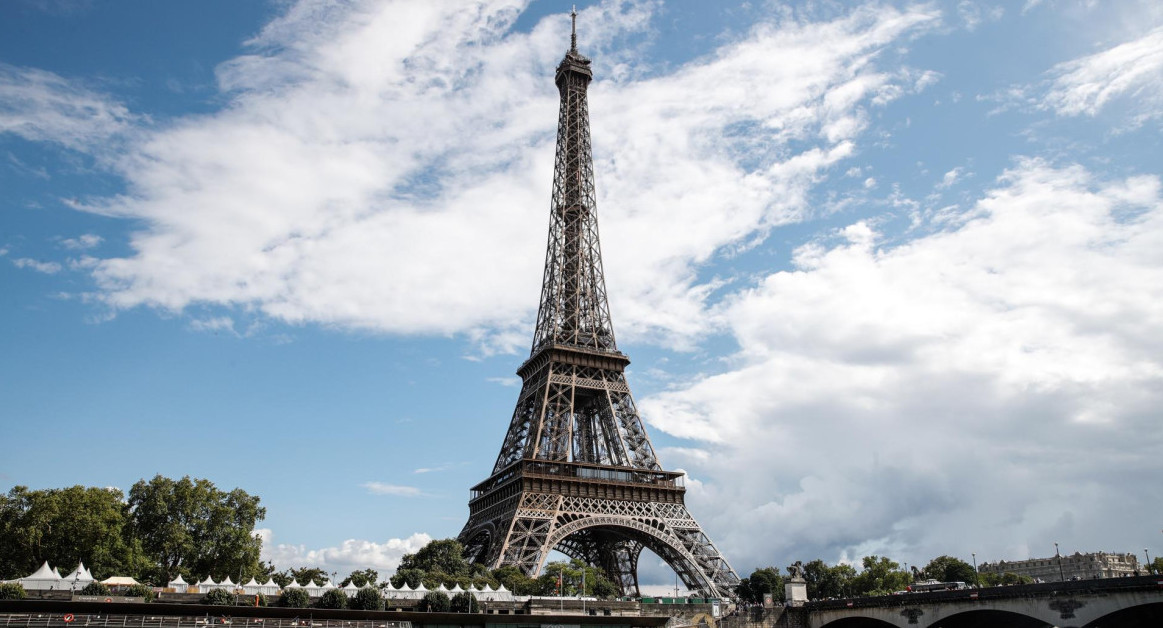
[1145,549,1152,575]
[972,553,979,588]
[1055,543,1066,582]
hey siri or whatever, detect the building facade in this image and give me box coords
[979,552,1140,581]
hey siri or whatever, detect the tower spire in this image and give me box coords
[570,6,578,53]
[457,9,739,600]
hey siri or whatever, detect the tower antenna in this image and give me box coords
[570,6,578,53]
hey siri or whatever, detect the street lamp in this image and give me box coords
[1055,543,1066,583]
[971,553,979,589]
[1145,549,1152,575]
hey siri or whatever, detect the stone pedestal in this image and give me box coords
[785,577,807,607]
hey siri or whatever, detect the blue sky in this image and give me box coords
[3,0,1162,589]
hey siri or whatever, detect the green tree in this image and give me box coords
[127,475,266,584]
[0,485,145,580]
[979,571,1033,587]
[317,588,347,609]
[202,588,234,606]
[487,566,534,595]
[81,581,111,596]
[124,583,155,602]
[389,567,426,589]
[398,540,471,577]
[851,556,909,597]
[418,590,450,612]
[746,567,784,603]
[1149,557,1163,575]
[287,567,330,586]
[350,586,385,611]
[450,591,479,612]
[341,568,378,588]
[799,559,856,600]
[922,556,977,584]
[278,588,310,608]
[0,582,27,600]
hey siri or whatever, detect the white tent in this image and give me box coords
[61,563,94,590]
[19,562,62,591]
[197,576,219,592]
[286,579,302,589]
[321,580,336,590]
[494,584,513,601]
[52,567,63,579]
[305,580,323,597]
[219,576,236,590]
[101,576,140,587]
[342,582,359,594]
[260,578,280,595]
[168,574,189,591]
[242,578,261,594]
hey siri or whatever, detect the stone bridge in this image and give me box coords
[800,575,1162,627]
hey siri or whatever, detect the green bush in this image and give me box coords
[317,588,347,609]
[0,582,27,600]
[81,581,111,596]
[350,587,384,611]
[278,587,310,608]
[202,588,234,606]
[418,590,450,612]
[248,593,268,607]
[449,591,479,613]
[124,584,155,602]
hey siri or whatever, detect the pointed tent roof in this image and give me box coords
[169,574,188,586]
[198,576,218,586]
[322,580,336,589]
[482,584,494,592]
[220,576,235,587]
[102,576,140,587]
[436,584,449,592]
[262,578,277,587]
[395,582,411,592]
[496,584,509,592]
[413,583,428,592]
[449,584,464,594]
[243,577,260,587]
[342,582,359,592]
[286,579,302,588]
[305,579,322,588]
[62,563,93,583]
[24,561,58,581]
[52,567,63,579]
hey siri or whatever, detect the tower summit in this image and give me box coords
[458,11,739,598]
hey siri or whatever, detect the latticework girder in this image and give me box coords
[459,10,739,600]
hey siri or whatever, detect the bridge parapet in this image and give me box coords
[804,575,1163,627]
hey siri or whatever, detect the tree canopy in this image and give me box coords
[0,476,265,585]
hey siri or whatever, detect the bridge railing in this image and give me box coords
[805,574,1163,611]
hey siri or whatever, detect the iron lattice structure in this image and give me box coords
[458,12,739,599]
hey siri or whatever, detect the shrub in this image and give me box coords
[449,591,479,613]
[0,582,27,600]
[278,587,310,608]
[124,584,155,602]
[202,588,234,606]
[350,587,384,611]
[81,581,111,596]
[317,588,347,609]
[418,590,450,612]
[248,593,268,607]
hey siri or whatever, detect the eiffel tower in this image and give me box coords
[458,10,739,599]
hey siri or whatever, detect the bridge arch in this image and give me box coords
[929,610,1053,627]
[818,618,896,627]
[542,516,716,596]
[1081,601,1163,627]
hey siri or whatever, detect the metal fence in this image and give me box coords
[1,615,412,628]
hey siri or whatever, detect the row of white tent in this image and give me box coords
[169,575,516,601]
[4,562,98,591]
[6,561,518,602]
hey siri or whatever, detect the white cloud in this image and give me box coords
[189,316,237,335]
[642,158,1163,566]
[12,257,63,274]
[10,0,939,350]
[258,527,430,575]
[362,481,423,497]
[0,63,135,151]
[1041,25,1163,122]
[60,234,103,250]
